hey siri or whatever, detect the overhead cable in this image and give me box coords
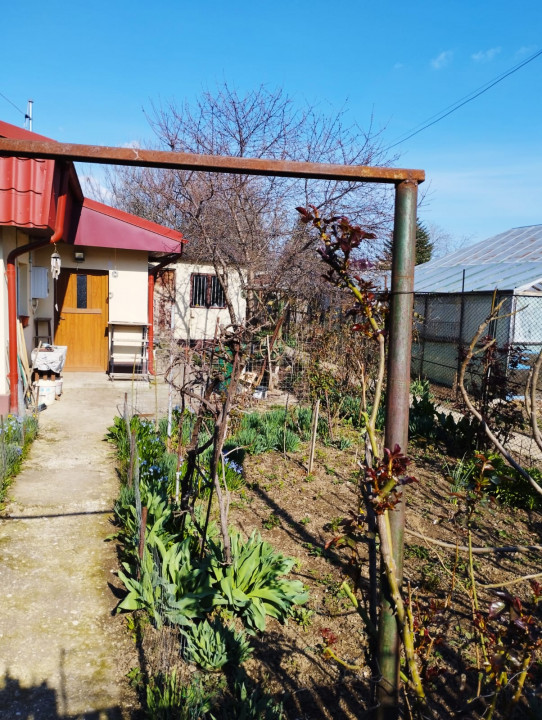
[385,48,542,150]
[0,91,25,117]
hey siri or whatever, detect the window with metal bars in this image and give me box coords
[190,274,226,308]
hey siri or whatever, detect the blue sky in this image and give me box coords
[1,0,541,250]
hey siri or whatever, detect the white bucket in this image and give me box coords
[55,378,63,396]
[35,380,56,407]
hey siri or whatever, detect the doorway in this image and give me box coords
[54,270,109,371]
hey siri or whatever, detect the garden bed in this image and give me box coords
[107,399,542,719]
[0,413,39,507]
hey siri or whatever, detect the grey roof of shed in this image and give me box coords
[414,225,542,294]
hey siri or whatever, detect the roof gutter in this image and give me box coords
[6,165,69,414]
[148,253,181,375]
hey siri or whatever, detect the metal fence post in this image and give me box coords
[377,179,417,718]
[419,294,428,378]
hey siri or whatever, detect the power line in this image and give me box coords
[385,48,542,151]
[0,91,25,117]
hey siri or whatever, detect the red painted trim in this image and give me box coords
[147,253,182,375]
[82,198,186,243]
[148,273,155,375]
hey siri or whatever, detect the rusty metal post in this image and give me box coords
[377,180,418,718]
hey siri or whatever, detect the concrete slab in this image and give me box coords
[0,372,170,719]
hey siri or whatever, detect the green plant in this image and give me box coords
[420,563,441,593]
[289,605,314,629]
[436,410,480,456]
[409,381,439,441]
[0,414,39,501]
[226,407,320,462]
[145,670,213,720]
[117,535,217,628]
[208,530,309,633]
[445,455,477,498]
[324,516,344,533]
[219,457,245,492]
[491,460,542,511]
[302,542,324,558]
[404,544,430,561]
[300,516,311,525]
[181,619,252,671]
[262,513,281,531]
[112,482,177,561]
[446,452,542,511]
[211,679,284,720]
[334,435,352,450]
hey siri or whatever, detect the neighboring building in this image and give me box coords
[0,120,185,412]
[154,256,246,343]
[412,225,542,387]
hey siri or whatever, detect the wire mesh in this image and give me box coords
[412,291,542,464]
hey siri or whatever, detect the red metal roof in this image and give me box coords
[0,122,57,230]
[74,198,185,252]
[0,120,186,251]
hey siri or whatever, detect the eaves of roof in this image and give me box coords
[72,198,186,253]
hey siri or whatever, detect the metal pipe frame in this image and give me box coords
[0,137,424,184]
[0,137,421,715]
[378,180,418,718]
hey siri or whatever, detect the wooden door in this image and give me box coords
[54,270,109,371]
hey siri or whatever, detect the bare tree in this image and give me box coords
[108,83,396,325]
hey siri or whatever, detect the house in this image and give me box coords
[412,225,542,387]
[0,120,185,413]
[153,252,246,344]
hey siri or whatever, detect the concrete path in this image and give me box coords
[0,373,169,719]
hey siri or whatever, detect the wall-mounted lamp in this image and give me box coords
[74,251,85,263]
[50,248,61,279]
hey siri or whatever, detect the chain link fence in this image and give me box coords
[412,291,542,463]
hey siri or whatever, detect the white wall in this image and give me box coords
[32,244,148,325]
[174,261,246,341]
[0,227,32,396]
[0,232,149,396]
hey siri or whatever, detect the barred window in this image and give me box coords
[190,274,226,308]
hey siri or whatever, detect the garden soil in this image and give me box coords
[0,372,170,720]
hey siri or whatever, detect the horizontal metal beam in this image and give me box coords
[0,137,425,184]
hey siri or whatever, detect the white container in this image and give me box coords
[35,380,56,407]
[253,385,268,400]
[55,378,63,396]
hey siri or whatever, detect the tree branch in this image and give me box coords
[458,302,542,496]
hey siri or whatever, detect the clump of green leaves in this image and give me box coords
[181,619,252,671]
[0,413,39,502]
[226,409,303,460]
[145,669,213,720]
[408,380,479,455]
[208,530,309,633]
[262,513,281,530]
[446,452,542,511]
[289,605,314,629]
[117,535,217,628]
[211,679,284,720]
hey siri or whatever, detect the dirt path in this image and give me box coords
[0,373,167,719]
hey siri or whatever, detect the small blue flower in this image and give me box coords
[225,460,243,475]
